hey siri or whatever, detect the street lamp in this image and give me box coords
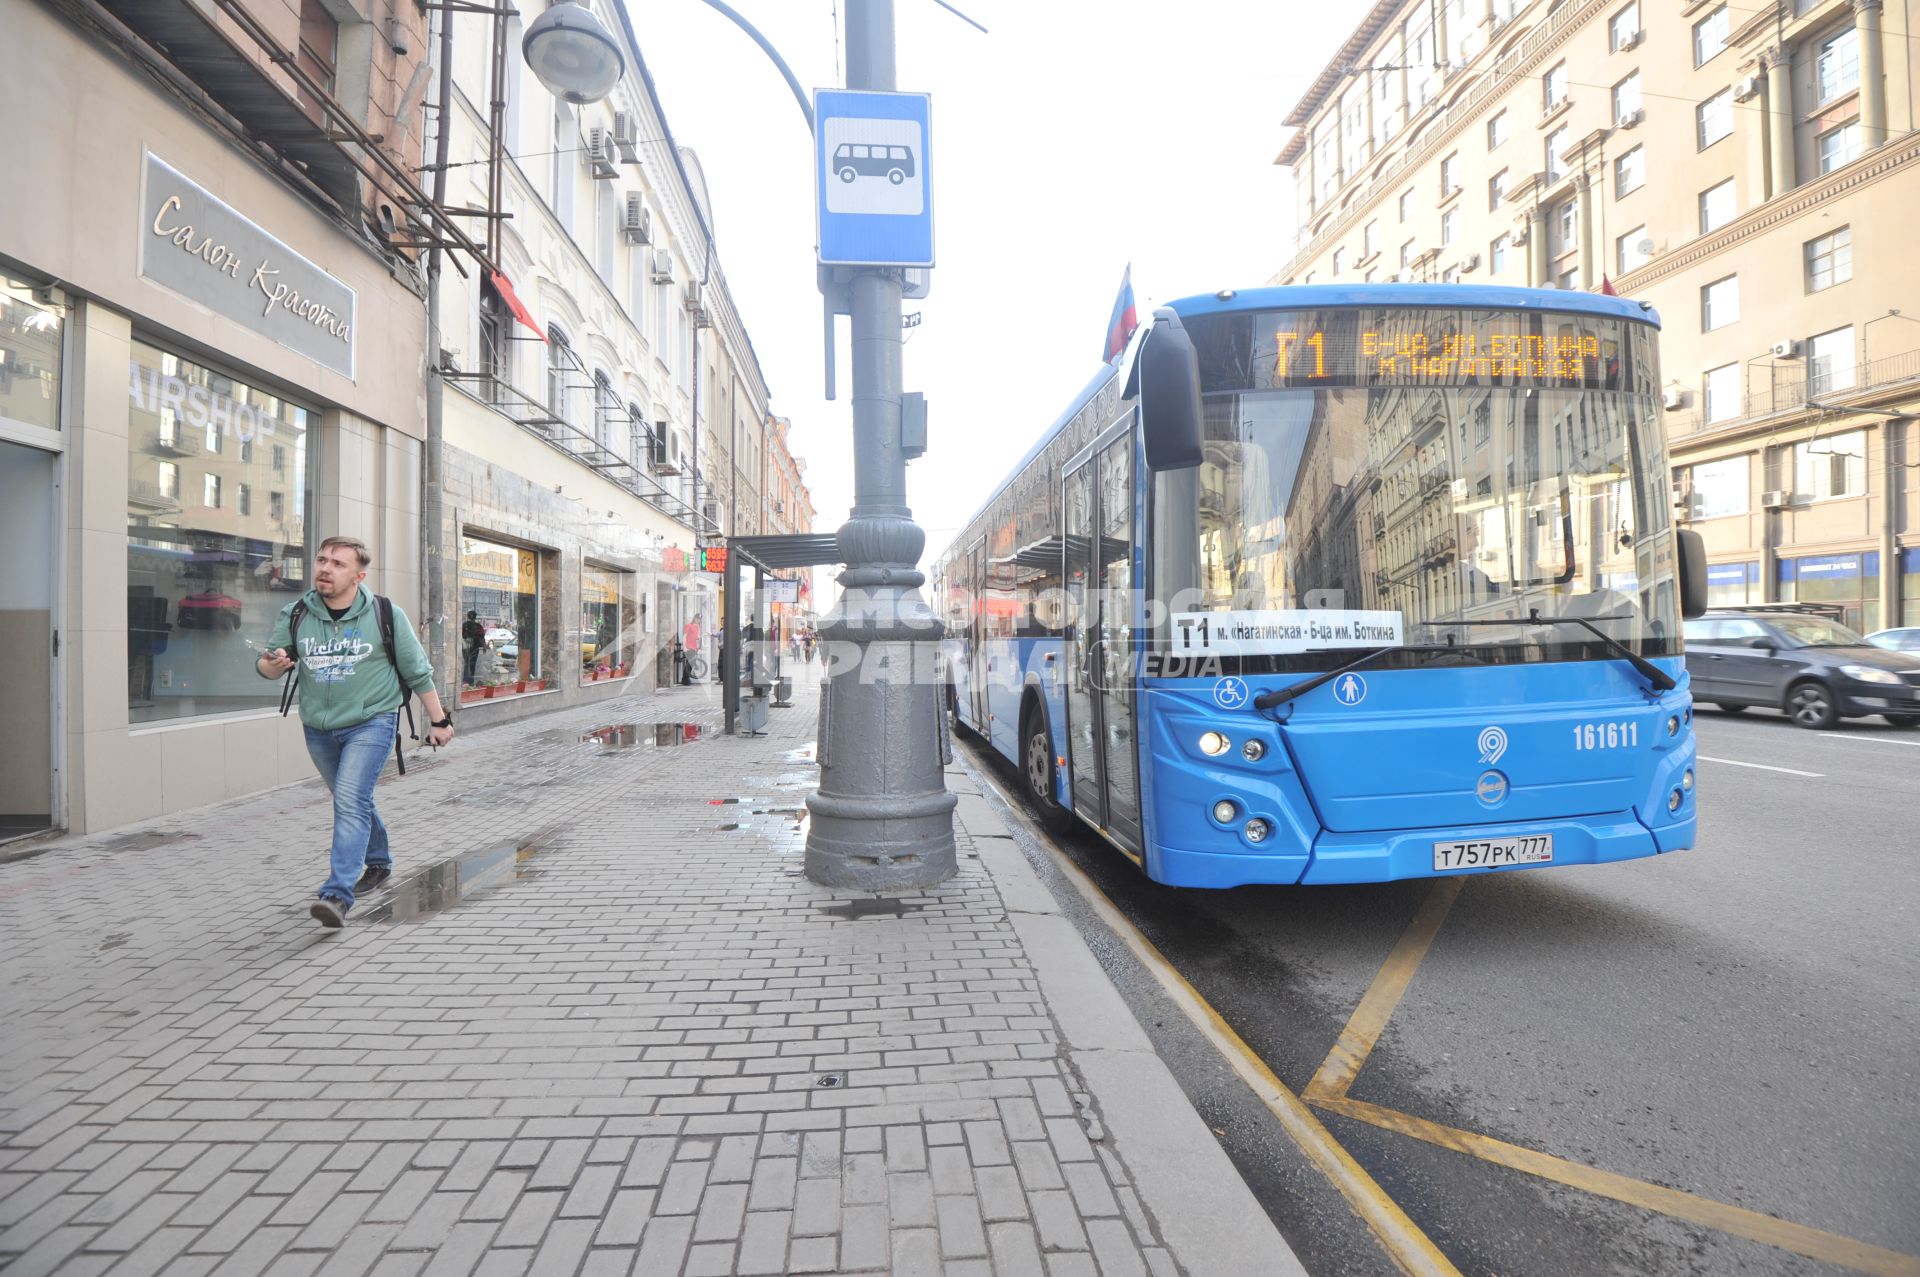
[521,0,625,104]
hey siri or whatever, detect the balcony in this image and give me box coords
[1674,346,1920,438]
[129,479,182,512]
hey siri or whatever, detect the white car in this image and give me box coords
[484,626,515,645]
[1866,627,1920,653]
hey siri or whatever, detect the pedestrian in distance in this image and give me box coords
[256,536,454,928]
[461,609,484,684]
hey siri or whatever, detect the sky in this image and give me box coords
[630,1,1354,565]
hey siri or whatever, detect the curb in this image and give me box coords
[950,768,1308,1277]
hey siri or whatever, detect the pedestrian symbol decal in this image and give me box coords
[1333,673,1368,706]
[1213,677,1250,710]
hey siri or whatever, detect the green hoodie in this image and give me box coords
[266,586,436,731]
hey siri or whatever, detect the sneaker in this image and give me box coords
[354,865,393,894]
[310,897,347,928]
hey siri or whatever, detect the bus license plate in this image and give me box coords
[1433,835,1553,871]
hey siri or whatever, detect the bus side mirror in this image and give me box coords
[1676,528,1709,619]
[1139,308,1204,472]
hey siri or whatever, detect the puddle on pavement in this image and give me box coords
[362,828,562,923]
[819,896,926,921]
[582,722,704,750]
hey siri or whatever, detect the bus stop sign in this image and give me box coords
[815,89,934,268]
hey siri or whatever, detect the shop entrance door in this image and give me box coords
[0,439,56,838]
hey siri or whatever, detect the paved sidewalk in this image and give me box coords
[0,670,1296,1277]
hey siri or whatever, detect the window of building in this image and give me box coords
[1817,121,1862,174]
[269,490,284,524]
[1545,125,1570,181]
[1442,265,1461,284]
[1490,234,1510,275]
[1406,14,1436,110]
[1441,152,1460,196]
[1552,200,1578,255]
[479,281,514,389]
[1332,247,1346,276]
[1699,178,1736,232]
[1617,226,1650,273]
[126,339,313,724]
[1543,62,1568,112]
[1340,91,1369,180]
[1816,26,1859,104]
[272,444,287,475]
[1805,227,1853,292]
[0,275,65,435]
[1488,110,1509,149]
[1693,4,1729,65]
[595,182,618,287]
[1441,207,1459,246]
[460,535,543,690]
[547,325,576,430]
[1615,146,1645,195]
[1792,430,1865,501]
[1612,72,1641,122]
[1686,453,1747,516]
[1808,326,1856,395]
[1488,168,1509,211]
[1364,220,1381,258]
[1610,2,1641,51]
[1557,266,1579,290]
[1399,188,1415,221]
[1401,240,1416,271]
[1312,121,1339,207]
[1703,364,1742,425]
[1373,45,1401,148]
[592,371,618,456]
[1701,275,1739,331]
[1365,267,1380,283]
[1303,270,1317,285]
[580,563,634,683]
[1696,89,1733,149]
[295,0,339,103]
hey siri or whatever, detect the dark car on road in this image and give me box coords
[1683,605,1920,729]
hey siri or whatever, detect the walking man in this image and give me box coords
[257,536,454,927]
[461,610,485,684]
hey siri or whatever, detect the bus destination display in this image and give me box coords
[1234,308,1632,391]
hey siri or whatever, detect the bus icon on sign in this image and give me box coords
[834,143,915,185]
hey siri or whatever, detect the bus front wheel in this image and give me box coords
[887,168,906,184]
[1022,708,1074,835]
[838,167,857,183]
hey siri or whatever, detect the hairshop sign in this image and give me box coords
[138,153,357,379]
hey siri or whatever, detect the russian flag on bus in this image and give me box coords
[1103,264,1138,364]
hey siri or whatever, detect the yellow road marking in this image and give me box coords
[968,766,1460,1277]
[1304,878,1464,1102]
[1310,877,1920,1277]
[1313,1095,1920,1277]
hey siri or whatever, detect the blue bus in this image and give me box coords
[932,284,1710,887]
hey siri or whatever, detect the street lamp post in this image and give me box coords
[803,0,957,890]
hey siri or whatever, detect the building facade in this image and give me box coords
[1274,0,1920,632]
[2,0,437,836]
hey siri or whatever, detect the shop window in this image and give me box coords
[581,564,634,683]
[1903,549,1920,626]
[1779,552,1878,633]
[0,274,64,434]
[460,535,543,692]
[126,339,312,725]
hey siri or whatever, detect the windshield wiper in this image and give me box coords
[1252,643,1486,712]
[1425,610,1676,693]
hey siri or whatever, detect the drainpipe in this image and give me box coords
[423,4,455,698]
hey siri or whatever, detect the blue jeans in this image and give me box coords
[303,711,398,911]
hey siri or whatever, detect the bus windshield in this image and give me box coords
[1153,305,1680,671]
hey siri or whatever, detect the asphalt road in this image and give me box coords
[961,709,1920,1277]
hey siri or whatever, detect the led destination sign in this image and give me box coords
[1193,308,1639,392]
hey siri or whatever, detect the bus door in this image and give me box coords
[1063,432,1144,853]
[966,537,989,732]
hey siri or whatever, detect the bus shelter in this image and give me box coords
[721,534,843,735]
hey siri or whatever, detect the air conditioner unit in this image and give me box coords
[1617,29,1643,51]
[701,499,721,529]
[1771,338,1803,358]
[622,194,651,245]
[612,111,641,163]
[1615,108,1644,129]
[1761,489,1790,509]
[586,127,619,179]
[1662,387,1686,411]
[1460,252,1481,272]
[1732,75,1763,103]
[683,279,702,308]
[649,250,674,284]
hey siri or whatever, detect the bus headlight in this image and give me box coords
[1242,739,1266,762]
[1668,787,1684,813]
[1682,768,1694,792]
[1199,732,1231,756]
[1212,800,1238,823]
[1666,715,1680,736]
[1245,818,1271,843]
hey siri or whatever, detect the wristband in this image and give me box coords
[431,715,454,729]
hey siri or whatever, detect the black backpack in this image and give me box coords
[277,594,418,775]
